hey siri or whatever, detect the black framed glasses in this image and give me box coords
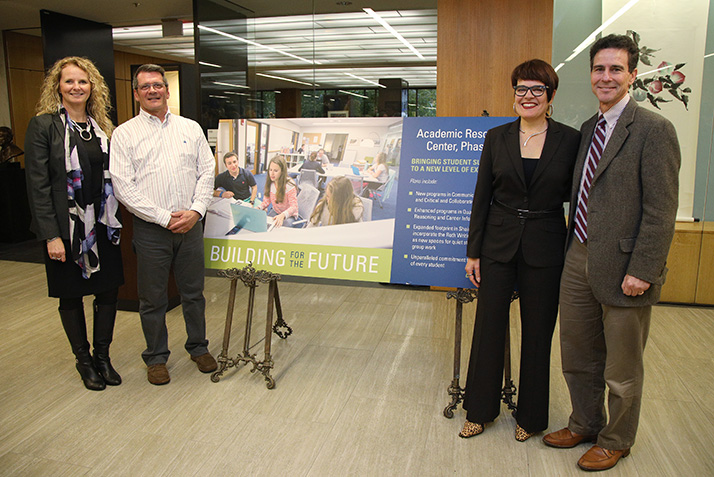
[513,85,549,97]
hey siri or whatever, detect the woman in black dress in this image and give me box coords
[461,59,580,441]
[25,57,124,390]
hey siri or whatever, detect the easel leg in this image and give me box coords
[272,283,293,339]
[444,297,464,418]
[443,288,477,418]
[260,280,276,389]
[243,285,256,358]
[501,294,518,415]
[211,278,238,383]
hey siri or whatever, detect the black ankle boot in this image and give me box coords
[59,307,106,391]
[92,301,122,385]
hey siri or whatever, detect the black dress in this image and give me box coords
[42,125,124,298]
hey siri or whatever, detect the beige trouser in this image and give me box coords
[559,240,651,450]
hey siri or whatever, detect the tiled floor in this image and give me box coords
[0,260,712,476]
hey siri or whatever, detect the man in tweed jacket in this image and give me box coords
[543,34,681,472]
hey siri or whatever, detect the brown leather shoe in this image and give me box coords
[578,445,630,471]
[147,363,170,385]
[543,427,597,448]
[191,352,218,373]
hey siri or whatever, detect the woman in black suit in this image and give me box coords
[460,59,580,441]
[25,57,124,391]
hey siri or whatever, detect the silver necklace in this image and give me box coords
[70,118,92,141]
[519,127,548,147]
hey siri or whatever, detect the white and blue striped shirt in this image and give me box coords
[110,108,215,227]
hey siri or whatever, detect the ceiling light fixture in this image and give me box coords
[338,90,369,99]
[257,73,316,87]
[363,8,425,60]
[344,72,387,88]
[213,81,250,89]
[199,61,222,68]
[197,25,319,65]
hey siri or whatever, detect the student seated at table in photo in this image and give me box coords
[298,151,326,188]
[316,148,330,166]
[308,176,364,227]
[258,155,298,227]
[298,151,325,174]
[213,152,257,204]
[362,152,389,197]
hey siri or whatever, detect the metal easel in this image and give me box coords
[210,264,293,389]
[443,288,518,418]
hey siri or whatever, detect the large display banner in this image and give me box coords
[390,117,510,288]
[204,116,511,288]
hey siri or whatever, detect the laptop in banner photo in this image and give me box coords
[228,204,269,234]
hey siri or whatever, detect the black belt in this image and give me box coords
[493,199,563,219]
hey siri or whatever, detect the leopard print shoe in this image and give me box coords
[459,420,484,438]
[515,424,535,442]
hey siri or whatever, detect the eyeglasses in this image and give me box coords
[513,85,549,97]
[137,82,167,92]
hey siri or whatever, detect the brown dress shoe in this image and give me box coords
[191,352,218,373]
[543,427,597,448]
[147,363,170,385]
[578,445,630,471]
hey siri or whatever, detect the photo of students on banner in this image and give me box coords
[204,118,402,282]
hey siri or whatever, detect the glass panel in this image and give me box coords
[553,0,714,304]
[695,2,714,223]
[193,1,437,120]
[408,89,417,117]
[416,88,437,117]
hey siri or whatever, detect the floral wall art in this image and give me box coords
[605,0,709,219]
[629,30,692,111]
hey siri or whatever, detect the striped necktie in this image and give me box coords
[574,115,607,243]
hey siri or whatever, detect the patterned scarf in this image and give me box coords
[61,108,122,279]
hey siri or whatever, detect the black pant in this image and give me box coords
[462,247,562,432]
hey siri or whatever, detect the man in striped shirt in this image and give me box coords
[110,64,217,385]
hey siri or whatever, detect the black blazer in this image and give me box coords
[467,118,580,267]
[25,113,95,241]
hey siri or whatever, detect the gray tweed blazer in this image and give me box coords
[566,98,681,307]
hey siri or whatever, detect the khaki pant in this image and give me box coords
[559,240,651,450]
